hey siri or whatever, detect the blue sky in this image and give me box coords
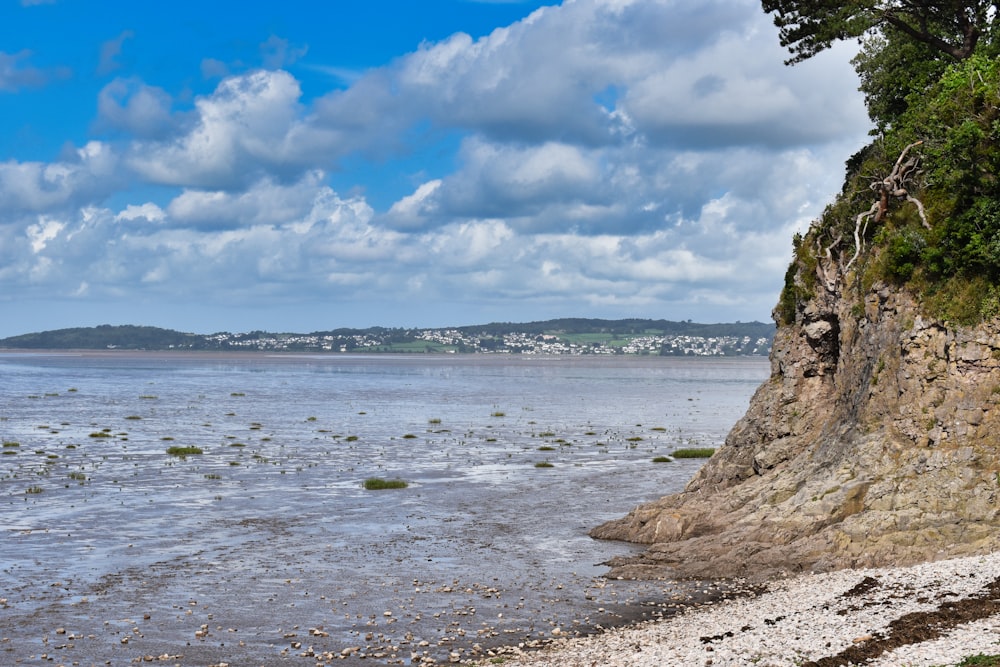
[0,0,871,337]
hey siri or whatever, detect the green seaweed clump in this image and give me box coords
[672,448,716,459]
[363,477,408,490]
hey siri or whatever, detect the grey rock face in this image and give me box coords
[592,259,1000,580]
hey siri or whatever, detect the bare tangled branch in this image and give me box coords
[846,141,929,271]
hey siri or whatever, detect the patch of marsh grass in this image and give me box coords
[652,456,673,463]
[958,656,1000,667]
[363,477,408,490]
[534,461,554,468]
[166,445,204,458]
[672,447,716,458]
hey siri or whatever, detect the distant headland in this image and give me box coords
[0,319,774,356]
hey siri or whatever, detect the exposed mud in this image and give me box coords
[0,352,768,666]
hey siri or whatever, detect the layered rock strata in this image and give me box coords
[593,261,1000,579]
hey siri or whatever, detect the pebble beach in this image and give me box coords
[488,552,1000,667]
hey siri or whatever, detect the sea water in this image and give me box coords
[0,352,768,665]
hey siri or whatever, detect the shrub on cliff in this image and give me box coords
[773,3,1000,325]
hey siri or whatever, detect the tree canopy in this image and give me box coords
[761,1,998,64]
[769,2,1000,326]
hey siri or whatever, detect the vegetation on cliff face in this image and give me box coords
[775,2,1000,326]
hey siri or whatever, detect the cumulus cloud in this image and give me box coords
[0,142,120,215]
[127,70,325,188]
[1,0,873,330]
[166,171,330,229]
[96,78,175,138]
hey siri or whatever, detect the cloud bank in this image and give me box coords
[0,0,870,334]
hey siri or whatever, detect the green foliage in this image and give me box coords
[876,226,927,282]
[799,47,1000,324]
[762,0,992,65]
[852,29,949,132]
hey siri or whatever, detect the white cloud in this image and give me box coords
[0,141,119,214]
[0,0,873,331]
[96,78,175,138]
[383,179,442,229]
[115,203,165,223]
[26,216,65,253]
[127,70,321,188]
[166,171,329,229]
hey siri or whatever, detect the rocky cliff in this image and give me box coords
[592,256,1000,580]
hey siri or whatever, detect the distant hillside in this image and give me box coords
[0,324,205,350]
[0,319,775,355]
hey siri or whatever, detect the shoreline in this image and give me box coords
[484,552,1000,666]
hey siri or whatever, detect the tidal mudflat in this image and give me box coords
[0,352,767,666]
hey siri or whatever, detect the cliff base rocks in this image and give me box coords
[593,274,1000,580]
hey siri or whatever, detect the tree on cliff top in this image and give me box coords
[762,0,998,64]
[768,1,1000,326]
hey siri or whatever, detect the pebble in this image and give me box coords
[497,553,1000,666]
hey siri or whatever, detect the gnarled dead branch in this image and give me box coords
[846,141,929,271]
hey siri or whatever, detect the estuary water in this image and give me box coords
[0,352,769,666]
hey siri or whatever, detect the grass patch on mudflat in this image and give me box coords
[672,447,716,458]
[652,456,673,463]
[959,656,1000,667]
[166,445,204,457]
[363,477,408,490]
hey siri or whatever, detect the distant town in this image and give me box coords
[0,319,775,356]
